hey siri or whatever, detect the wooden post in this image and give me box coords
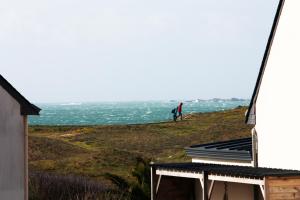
[264,178,268,200]
[150,163,155,200]
[151,166,154,200]
[253,185,260,200]
[252,128,258,167]
[202,171,208,200]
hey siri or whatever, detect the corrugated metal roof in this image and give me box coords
[153,162,300,179]
[185,137,252,161]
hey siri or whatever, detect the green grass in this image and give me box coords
[29,107,252,182]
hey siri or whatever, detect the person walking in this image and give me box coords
[171,107,178,122]
[177,102,183,120]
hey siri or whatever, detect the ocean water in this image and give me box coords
[29,99,249,125]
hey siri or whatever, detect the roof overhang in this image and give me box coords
[152,162,300,180]
[0,74,41,115]
[151,162,300,200]
[245,0,285,125]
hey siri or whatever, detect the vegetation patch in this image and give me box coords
[29,107,252,198]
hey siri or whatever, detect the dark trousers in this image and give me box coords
[178,112,182,120]
[173,113,177,121]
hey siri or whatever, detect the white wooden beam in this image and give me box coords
[156,170,265,186]
[156,169,265,186]
[199,178,203,188]
[156,175,162,195]
[208,180,215,200]
[156,169,203,179]
[208,175,264,185]
[259,184,265,199]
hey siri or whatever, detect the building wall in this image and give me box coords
[255,0,300,170]
[266,176,300,200]
[0,85,25,199]
[192,158,253,167]
[155,176,194,200]
[195,181,256,200]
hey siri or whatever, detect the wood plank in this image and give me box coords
[265,177,269,200]
[269,186,300,193]
[267,177,300,200]
[268,179,300,187]
[269,192,300,199]
[268,177,300,180]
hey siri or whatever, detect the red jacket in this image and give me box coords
[178,104,182,113]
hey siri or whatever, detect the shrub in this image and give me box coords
[104,157,151,200]
[29,172,127,200]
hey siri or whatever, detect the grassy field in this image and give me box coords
[28,107,252,184]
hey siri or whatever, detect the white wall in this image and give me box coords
[0,85,25,199]
[255,0,300,170]
[192,158,254,167]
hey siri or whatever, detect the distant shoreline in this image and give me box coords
[34,98,250,105]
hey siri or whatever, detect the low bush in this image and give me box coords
[29,172,128,200]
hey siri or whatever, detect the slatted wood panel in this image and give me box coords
[266,177,300,200]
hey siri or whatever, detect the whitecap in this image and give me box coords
[60,102,82,106]
[146,110,152,114]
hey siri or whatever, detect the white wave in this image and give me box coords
[145,108,152,114]
[60,102,82,106]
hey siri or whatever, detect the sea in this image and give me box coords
[29,99,250,125]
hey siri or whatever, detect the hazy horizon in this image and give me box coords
[0,0,279,102]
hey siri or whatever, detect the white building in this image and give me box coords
[151,0,300,199]
[0,75,40,200]
[246,0,300,171]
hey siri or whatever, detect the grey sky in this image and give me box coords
[0,0,278,102]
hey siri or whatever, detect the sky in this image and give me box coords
[0,0,279,103]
